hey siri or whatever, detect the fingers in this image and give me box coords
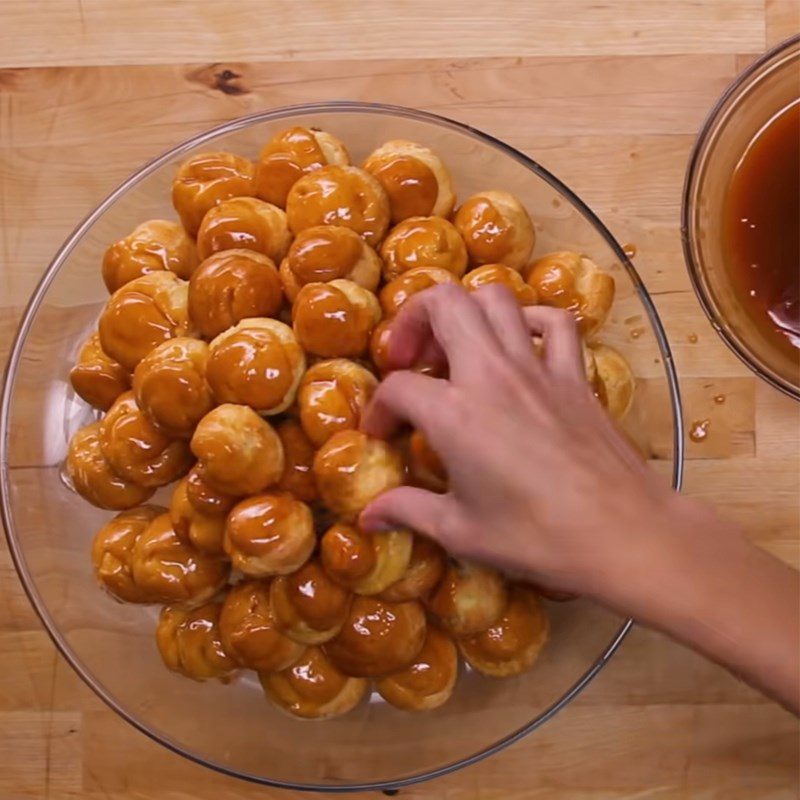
[471,285,538,365]
[522,306,585,382]
[360,486,455,545]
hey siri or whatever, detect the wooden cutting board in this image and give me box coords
[1,2,798,798]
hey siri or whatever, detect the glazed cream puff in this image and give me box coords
[313,430,404,521]
[98,271,193,372]
[524,252,614,335]
[369,319,395,376]
[91,504,164,602]
[100,391,193,487]
[286,165,390,247]
[102,219,198,293]
[379,534,446,603]
[218,579,305,672]
[184,462,238,517]
[196,196,292,263]
[458,585,549,677]
[188,250,284,339]
[462,263,538,305]
[131,512,230,606]
[320,523,413,596]
[375,625,458,711]
[156,601,239,682]
[170,476,226,556]
[172,151,256,235]
[66,422,155,509]
[255,126,350,208]
[586,342,635,420]
[260,646,367,720]
[206,318,305,415]
[427,561,508,636]
[274,419,318,504]
[224,492,315,577]
[363,140,456,224]
[380,217,468,282]
[406,430,448,493]
[323,595,426,678]
[132,337,214,439]
[292,279,381,358]
[69,331,130,411]
[454,190,535,271]
[379,266,460,318]
[190,404,285,496]
[279,225,381,302]
[297,359,378,447]
[270,558,352,644]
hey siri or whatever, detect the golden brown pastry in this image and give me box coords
[170,476,226,556]
[156,602,239,682]
[196,196,292,263]
[297,359,378,447]
[102,219,198,293]
[98,271,192,372]
[462,263,538,305]
[206,318,305,415]
[190,404,284,496]
[188,250,284,339]
[427,561,508,636]
[454,190,535,271]
[279,225,381,302]
[184,462,238,517]
[218,579,305,672]
[363,139,456,224]
[132,337,214,439]
[324,595,426,677]
[255,126,350,208]
[524,252,614,335]
[379,266,460,318]
[270,559,352,644]
[320,523,413,596]
[260,646,367,720]
[380,534,446,603]
[224,492,315,577]
[458,586,549,677]
[69,331,130,411]
[66,422,155,509]
[375,625,458,711]
[380,217,468,282]
[172,151,256,235]
[407,430,448,493]
[274,419,318,504]
[586,342,635,420]
[313,430,404,521]
[369,319,395,376]
[286,165,390,247]
[131,512,229,606]
[292,279,381,358]
[99,391,192,487]
[91,505,164,602]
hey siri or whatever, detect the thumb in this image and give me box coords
[360,486,454,545]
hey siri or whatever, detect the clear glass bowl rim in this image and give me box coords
[0,101,685,793]
[681,33,800,401]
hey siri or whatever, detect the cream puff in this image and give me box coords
[586,342,635,420]
[190,404,284,496]
[184,462,239,517]
[274,419,318,504]
[379,266,460,318]
[297,359,378,447]
[255,126,350,208]
[380,217,468,282]
[279,225,381,302]
[454,190,535,271]
[313,430,404,521]
[379,535,446,603]
[369,319,395,376]
[170,476,226,556]
[69,332,130,411]
[102,219,198,293]
[224,492,315,577]
[206,318,305,415]
[172,151,256,235]
[458,586,549,677]
[286,165,390,247]
[363,140,455,224]
[462,263,538,305]
[292,279,381,358]
[406,430,448,493]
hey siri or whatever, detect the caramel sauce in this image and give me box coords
[526,256,584,322]
[368,155,438,223]
[186,463,238,516]
[369,320,395,374]
[455,197,513,264]
[277,559,351,630]
[225,493,306,555]
[321,523,377,581]
[464,590,539,660]
[196,197,288,261]
[713,393,726,405]
[100,291,177,367]
[379,267,458,317]
[380,217,467,278]
[689,418,710,443]
[462,263,537,305]
[255,127,328,207]
[385,626,455,693]
[380,535,445,602]
[287,226,363,284]
[278,647,350,705]
[70,332,130,411]
[275,419,318,503]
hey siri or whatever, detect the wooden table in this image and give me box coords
[1,2,798,797]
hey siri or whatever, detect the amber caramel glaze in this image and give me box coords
[320,523,377,585]
[379,266,459,317]
[587,342,635,421]
[170,477,226,556]
[407,430,448,493]
[364,154,438,223]
[462,263,538,305]
[380,217,468,282]
[185,462,238,516]
[369,319,395,376]
[69,332,130,411]
[274,419,318,503]
[380,535,446,603]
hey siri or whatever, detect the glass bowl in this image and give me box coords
[682,34,800,399]
[0,102,683,792]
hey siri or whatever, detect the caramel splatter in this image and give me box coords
[688,333,698,343]
[689,419,710,442]
[622,243,637,259]
[713,394,726,404]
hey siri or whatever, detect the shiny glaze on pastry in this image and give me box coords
[274,419,318,503]
[462,263,538,305]
[586,342,634,420]
[188,249,284,339]
[69,331,130,411]
[185,462,238,517]
[380,534,446,603]
[379,266,460,317]
[407,430,448,493]
[369,319,395,376]
[102,219,198,292]
[380,216,468,282]
[170,476,226,556]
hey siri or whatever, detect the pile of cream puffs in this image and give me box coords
[67,125,634,719]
